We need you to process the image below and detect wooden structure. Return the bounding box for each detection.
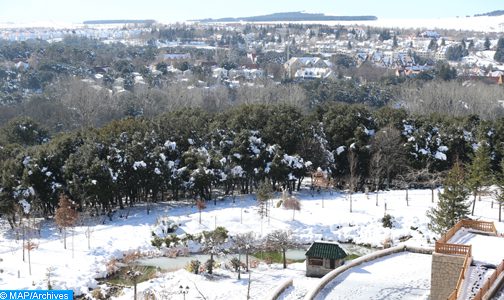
[311,171,333,190]
[472,259,504,300]
[431,219,499,300]
[305,241,347,278]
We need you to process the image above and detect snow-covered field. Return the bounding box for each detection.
[315,252,432,300]
[0,187,503,299]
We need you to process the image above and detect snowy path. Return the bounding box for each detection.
[459,264,494,300]
[315,252,431,300]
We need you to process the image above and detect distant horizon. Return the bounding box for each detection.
[0,0,502,24]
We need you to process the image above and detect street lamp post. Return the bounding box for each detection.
[179,285,189,300]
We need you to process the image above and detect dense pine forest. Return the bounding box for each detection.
[1,102,503,227]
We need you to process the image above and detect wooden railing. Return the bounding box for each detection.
[447,251,473,300]
[436,219,500,300]
[472,260,504,300]
[438,222,464,244]
[460,219,497,234]
[435,242,471,256]
[438,219,497,244]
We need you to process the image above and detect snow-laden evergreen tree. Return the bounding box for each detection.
[467,140,492,215]
[427,161,470,235]
[256,180,273,219]
[493,159,504,222]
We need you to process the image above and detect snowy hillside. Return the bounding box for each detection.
[0,188,502,299]
[230,15,504,32]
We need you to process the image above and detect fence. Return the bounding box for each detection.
[472,260,504,300]
[438,219,497,244]
[435,242,471,257]
[460,219,496,234]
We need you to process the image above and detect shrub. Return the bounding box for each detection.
[381,214,394,228]
[205,259,219,273]
[382,237,392,248]
[230,257,244,272]
[91,288,107,300]
[151,237,163,249]
[186,260,201,274]
[164,235,180,247]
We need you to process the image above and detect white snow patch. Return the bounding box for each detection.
[133,161,147,170]
[336,146,346,155]
[18,199,31,214]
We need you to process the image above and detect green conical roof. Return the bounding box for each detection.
[305,241,347,260]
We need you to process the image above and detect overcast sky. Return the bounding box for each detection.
[0,0,502,23]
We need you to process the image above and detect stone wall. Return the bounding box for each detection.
[430,253,466,300]
[306,258,344,277]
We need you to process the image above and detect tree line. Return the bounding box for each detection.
[1,103,504,227]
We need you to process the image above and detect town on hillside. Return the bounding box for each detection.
[1,7,504,300]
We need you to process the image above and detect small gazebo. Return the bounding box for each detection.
[305,241,347,277]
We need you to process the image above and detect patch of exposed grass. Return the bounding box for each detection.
[252,250,305,264]
[105,265,158,286]
[344,254,360,261]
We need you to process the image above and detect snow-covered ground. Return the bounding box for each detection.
[495,287,504,300]
[114,262,319,300]
[0,188,503,299]
[315,252,432,300]
[449,229,504,265]
[459,264,494,300]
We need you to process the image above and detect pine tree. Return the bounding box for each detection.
[392,35,398,48]
[494,159,504,222]
[468,40,475,51]
[441,38,446,46]
[428,38,438,51]
[494,37,504,63]
[484,37,491,50]
[256,181,273,219]
[467,141,492,215]
[427,161,470,235]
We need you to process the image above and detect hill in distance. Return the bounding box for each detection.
[195,11,377,22]
[474,10,504,17]
[83,19,156,25]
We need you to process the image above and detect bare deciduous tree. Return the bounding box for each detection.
[264,230,297,269]
[196,199,206,225]
[348,148,359,213]
[283,195,301,221]
[233,232,258,272]
[399,80,504,119]
[55,194,78,250]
